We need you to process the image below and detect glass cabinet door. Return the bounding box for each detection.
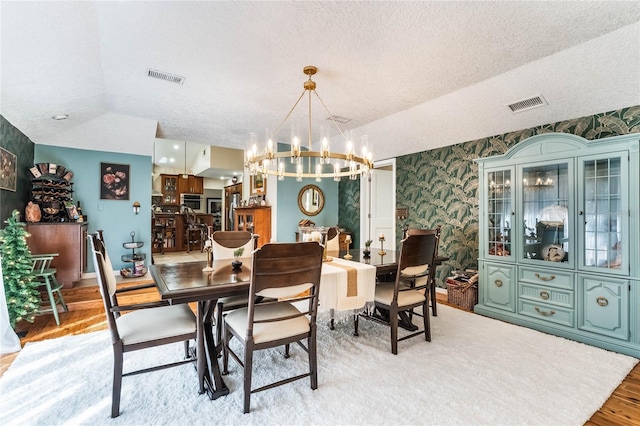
[579,154,627,274]
[237,214,245,231]
[245,214,254,233]
[163,176,178,205]
[486,168,513,259]
[521,162,570,265]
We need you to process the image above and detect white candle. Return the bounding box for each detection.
[379,233,385,239]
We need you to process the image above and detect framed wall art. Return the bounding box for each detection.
[100,162,130,200]
[250,172,266,196]
[0,147,17,192]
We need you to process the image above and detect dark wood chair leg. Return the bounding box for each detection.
[222,326,230,375]
[112,347,124,418]
[243,347,253,414]
[430,275,438,316]
[309,332,318,389]
[215,302,224,347]
[423,300,431,342]
[353,314,359,336]
[284,343,290,358]
[390,306,399,355]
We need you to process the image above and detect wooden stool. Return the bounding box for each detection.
[31,254,68,325]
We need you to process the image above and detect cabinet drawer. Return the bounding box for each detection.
[519,267,574,290]
[519,283,574,308]
[519,300,574,328]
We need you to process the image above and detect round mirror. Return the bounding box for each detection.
[298,184,324,216]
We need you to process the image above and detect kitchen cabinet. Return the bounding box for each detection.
[26,222,88,288]
[234,206,271,248]
[474,132,639,357]
[178,175,204,194]
[161,174,179,205]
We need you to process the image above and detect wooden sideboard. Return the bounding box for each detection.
[234,206,271,247]
[26,222,88,288]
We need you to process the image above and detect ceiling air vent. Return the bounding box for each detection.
[507,95,547,113]
[146,68,185,85]
[327,115,352,124]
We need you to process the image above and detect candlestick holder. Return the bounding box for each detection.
[202,236,214,272]
[378,236,386,256]
[202,247,213,272]
[343,235,353,260]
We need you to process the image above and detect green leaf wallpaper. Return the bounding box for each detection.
[0,115,35,224]
[394,105,640,288]
[338,178,361,248]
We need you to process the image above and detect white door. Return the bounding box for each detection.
[361,159,396,250]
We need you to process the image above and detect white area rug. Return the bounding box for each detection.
[1,304,637,425]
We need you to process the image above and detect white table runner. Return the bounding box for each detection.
[318,257,376,313]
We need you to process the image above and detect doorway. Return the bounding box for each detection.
[360,159,396,250]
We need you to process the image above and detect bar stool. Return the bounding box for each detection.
[31,253,68,325]
[183,206,206,252]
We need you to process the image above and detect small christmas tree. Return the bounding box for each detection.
[0,210,40,328]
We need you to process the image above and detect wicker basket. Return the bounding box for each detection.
[446,278,478,311]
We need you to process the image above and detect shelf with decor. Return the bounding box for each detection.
[28,162,77,222]
[120,231,147,278]
[475,132,639,358]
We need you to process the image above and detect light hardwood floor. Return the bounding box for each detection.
[1,250,638,425]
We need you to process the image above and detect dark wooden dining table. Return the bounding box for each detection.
[149,250,449,399]
[149,258,252,400]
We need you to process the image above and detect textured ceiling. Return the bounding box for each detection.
[1,1,639,173]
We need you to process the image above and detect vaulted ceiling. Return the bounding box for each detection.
[1,1,639,169]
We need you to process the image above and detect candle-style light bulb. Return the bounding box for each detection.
[278,161,285,181]
[296,163,303,182]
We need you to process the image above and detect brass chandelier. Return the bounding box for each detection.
[245,66,374,181]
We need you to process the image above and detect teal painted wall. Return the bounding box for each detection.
[276,177,338,242]
[274,142,339,241]
[35,145,152,272]
[396,105,640,288]
[0,115,34,224]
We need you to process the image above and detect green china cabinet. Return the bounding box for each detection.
[475,133,639,357]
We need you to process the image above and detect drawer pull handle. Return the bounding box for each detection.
[539,291,550,300]
[535,273,556,281]
[494,279,503,287]
[596,296,608,307]
[535,307,556,316]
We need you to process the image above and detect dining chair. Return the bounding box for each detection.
[183,205,206,252]
[31,253,68,325]
[211,231,260,344]
[406,225,442,316]
[373,228,438,354]
[326,226,340,251]
[222,241,324,413]
[88,233,197,418]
